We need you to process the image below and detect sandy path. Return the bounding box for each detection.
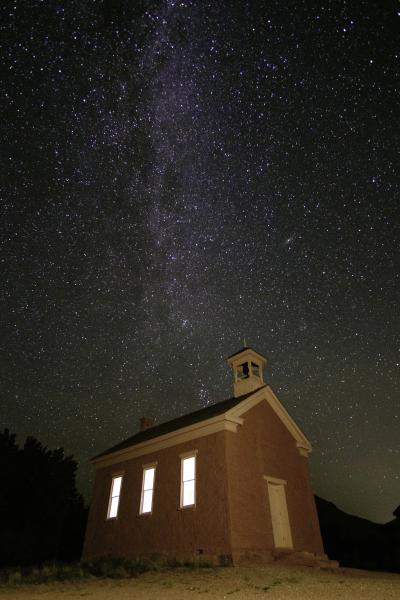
[0,565,399,600]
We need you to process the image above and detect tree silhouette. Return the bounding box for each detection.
[0,429,87,567]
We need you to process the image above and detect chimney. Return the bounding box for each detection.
[140,416,154,431]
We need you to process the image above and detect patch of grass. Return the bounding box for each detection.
[0,555,219,587]
[0,558,136,586]
[5,572,22,586]
[82,555,168,577]
[0,562,87,586]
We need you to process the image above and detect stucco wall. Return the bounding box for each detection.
[83,395,324,563]
[225,398,325,559]
[83,430,232,561]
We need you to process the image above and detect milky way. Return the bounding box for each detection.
[1,1,399,522]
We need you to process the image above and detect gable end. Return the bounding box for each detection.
[226,386,312,456]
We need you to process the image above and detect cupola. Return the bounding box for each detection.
[226,346,267,397]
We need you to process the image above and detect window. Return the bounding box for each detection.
[107,475,122,519]
[251,362,260,377]
[237,362,249,379]
[140,465,156,514]
[181,454,196,507]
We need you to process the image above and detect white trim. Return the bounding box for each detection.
[266,478,293,549]
[226,348,267,367]
[180,453,196,508]
[92,415,243,468]
[226,386,312,456]
[297,444,310,457]
[107,473,123,519]
[142,460,158,468]
[264,475,287,486]
[265,387,311,453]
[179,449,198,459]
[139,465,156,515]
[93,384,311,469]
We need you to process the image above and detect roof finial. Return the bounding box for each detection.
[243,337,247,347]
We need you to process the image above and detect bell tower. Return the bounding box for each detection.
[226,346,267,397]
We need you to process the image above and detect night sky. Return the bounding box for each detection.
[2,1,399,523]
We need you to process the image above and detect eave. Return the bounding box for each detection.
[91,413,244,469]
[226,385,312,455]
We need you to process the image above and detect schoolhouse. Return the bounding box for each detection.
[83,347,330,565]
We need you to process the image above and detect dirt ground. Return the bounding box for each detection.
[0,564,399,600]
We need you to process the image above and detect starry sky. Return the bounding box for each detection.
[1,0,399,523]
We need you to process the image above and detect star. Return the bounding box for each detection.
[1,0,399,524]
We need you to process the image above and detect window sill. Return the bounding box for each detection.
[137,512,153,517]
[178,504,196,511]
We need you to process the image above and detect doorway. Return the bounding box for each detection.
[266,477,293,549]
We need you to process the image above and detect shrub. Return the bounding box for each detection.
[7,571,22,585]
[0,553,218,586]
[81,556,151,578]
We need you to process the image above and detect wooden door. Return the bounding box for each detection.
[267,482,293,548]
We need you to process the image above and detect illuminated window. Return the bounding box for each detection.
[140,465,156,514]
[107,475,122,519]
[181,454,196,507]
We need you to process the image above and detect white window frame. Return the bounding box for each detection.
[107,474,123,519]
[139,462,157,515]
[179,450,198,508]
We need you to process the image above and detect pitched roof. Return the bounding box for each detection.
[226,346,267,365]
[94,387,265,460]
[226,346,251,360]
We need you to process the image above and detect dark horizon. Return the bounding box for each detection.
[2,0,399,524]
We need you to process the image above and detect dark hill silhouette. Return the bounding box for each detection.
[315,496,400,573]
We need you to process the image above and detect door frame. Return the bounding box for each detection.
[264,475,293,549]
